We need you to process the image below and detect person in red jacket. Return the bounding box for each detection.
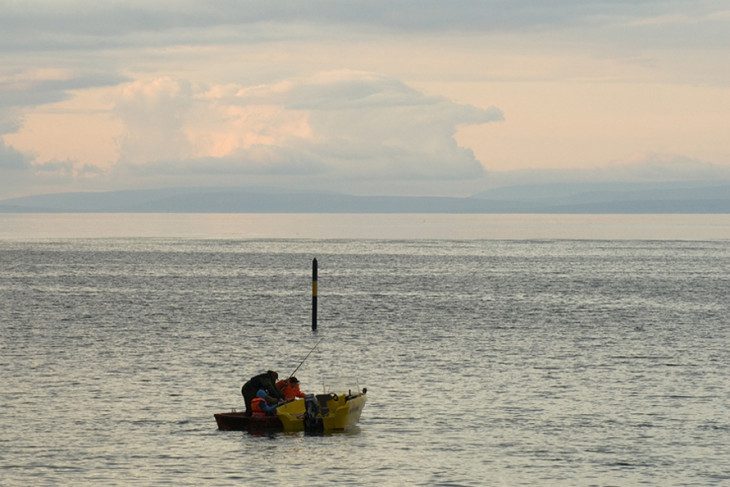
[276,376,306,401]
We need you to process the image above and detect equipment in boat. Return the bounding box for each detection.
[214,387,367,433]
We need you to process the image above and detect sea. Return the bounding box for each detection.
[1,213,728,486]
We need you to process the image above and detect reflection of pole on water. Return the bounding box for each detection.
[312,258,318,332]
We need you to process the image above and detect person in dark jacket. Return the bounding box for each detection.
[241,370,284,416]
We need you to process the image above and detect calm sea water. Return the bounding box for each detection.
[1,214,728,486]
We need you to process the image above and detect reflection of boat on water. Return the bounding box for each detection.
[214,389,367,433]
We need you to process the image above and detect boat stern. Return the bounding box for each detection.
[322,392,367,431]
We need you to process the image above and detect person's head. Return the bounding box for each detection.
[289,376,299,384]
[267,370,278,381]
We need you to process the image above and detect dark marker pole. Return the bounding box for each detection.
[312,258,318,331]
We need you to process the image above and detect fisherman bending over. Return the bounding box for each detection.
[241,370,285,416]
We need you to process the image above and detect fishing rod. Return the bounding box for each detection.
[288,337,324,379]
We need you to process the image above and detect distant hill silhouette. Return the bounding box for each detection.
[0,182,728,213]
[470,181,730,213]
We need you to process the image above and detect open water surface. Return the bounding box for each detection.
[1,216,729,485]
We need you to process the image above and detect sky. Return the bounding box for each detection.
[1,0,729,199]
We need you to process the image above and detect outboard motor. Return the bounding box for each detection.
[303,394,323,434]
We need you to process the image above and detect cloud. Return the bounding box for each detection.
[2,2,726,199]
[0,139,30,170]
[0,138,35,197]
[114,77,195,166]
[113,71,503,181]
[0,68,127,110]
[0,68,128,180]
[4,71,502,189]
[2,1,726,52]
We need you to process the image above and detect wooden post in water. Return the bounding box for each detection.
[312,258,318,331]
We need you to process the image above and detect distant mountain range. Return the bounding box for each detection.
[470,181,730,213]
[0,182,728,213]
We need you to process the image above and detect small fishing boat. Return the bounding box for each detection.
[214,388,367,433]
[216,297,367,434]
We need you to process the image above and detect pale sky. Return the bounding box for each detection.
[1,0,729,198]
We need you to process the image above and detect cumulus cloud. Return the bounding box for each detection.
[114,77,195,166]
[113,71,503,181]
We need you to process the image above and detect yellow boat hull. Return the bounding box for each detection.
[276,391,367,432]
